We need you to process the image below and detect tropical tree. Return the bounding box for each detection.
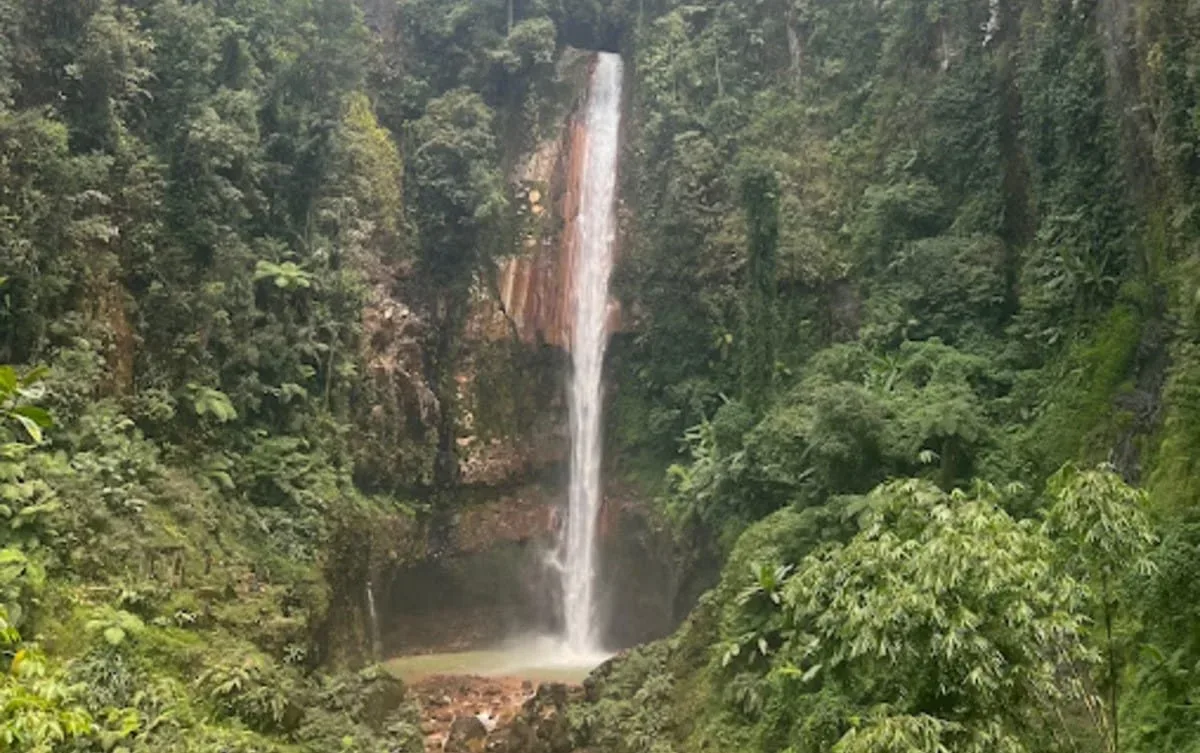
[1044,463,1157,753]
[775,479,1094,752]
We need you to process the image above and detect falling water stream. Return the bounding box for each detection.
[366,579,382,661]
[560,52,623,655]
[387,54,623,683]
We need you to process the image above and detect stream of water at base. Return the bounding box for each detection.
[383,636,607,684]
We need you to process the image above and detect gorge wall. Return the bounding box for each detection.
[323,50,697,665]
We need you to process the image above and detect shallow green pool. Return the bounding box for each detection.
[383,636,610,684]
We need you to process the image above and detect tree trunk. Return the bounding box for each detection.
[1103,577,1119,753]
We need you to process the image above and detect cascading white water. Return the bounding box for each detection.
[366,579,382,661]
[560,52,623,654]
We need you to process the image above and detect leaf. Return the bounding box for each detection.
[190,385,238,423]
[6,602,21,627]
[0,548,28,585]
[209,471,235,491]
[801,663,823,683]
[14,414,42,444]
[280,383,308,403]
[253,260,279,281]
[721,642,741,667]
[0,367,16,394]
[18,366,49,386]
[10,647,27,674]
[12,405,52,428]
[17,501,60,517]
[103,626,126,646]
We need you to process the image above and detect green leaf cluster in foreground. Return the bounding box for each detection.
[580,468,1158,753]
[0,373,423,751]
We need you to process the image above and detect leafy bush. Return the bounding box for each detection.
[197,655,300,733]
[777,480,1092,751]
[665,339,1000,541]
[0,646,96,751]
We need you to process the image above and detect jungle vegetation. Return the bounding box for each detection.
[0,0,1199,751]
[588,0,1200,749]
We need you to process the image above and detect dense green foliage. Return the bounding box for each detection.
[0,0,598,748]
[593,0,1200,750]
[0,362,424,750]
[578,469,1161,753]
[3,0,1200,749]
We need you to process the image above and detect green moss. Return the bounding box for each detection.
[1023,304,1142,477]
[1148,341,1200,513]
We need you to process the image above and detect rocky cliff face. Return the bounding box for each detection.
[492,129,581,350]
[373,489,694,655]
[322,52,700,664]
[354,52,592,492]
[320,484,694,663]
[447,50,596,488]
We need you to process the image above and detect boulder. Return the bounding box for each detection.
[358,668,408,729]
[486,717,533,753]
[486,682,575,753]
[445,714,489,753]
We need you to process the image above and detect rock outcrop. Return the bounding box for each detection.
[446,715,490,753]
[487,683,579,753]
[324,52,702,668]
[410,675,586,753]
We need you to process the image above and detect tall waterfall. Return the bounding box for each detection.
[561,52,623,654]
[366,579,382,661]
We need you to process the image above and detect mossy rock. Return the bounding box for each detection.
[255,614,308,656]
[446,715,489,753]
[358,667,409,730]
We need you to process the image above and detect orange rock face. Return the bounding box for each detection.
[493,116,586,349]
[453,52,627,489]
[492,64,622,350]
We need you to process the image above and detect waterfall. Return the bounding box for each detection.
[560,52,623,654]
[366,579,382,661]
